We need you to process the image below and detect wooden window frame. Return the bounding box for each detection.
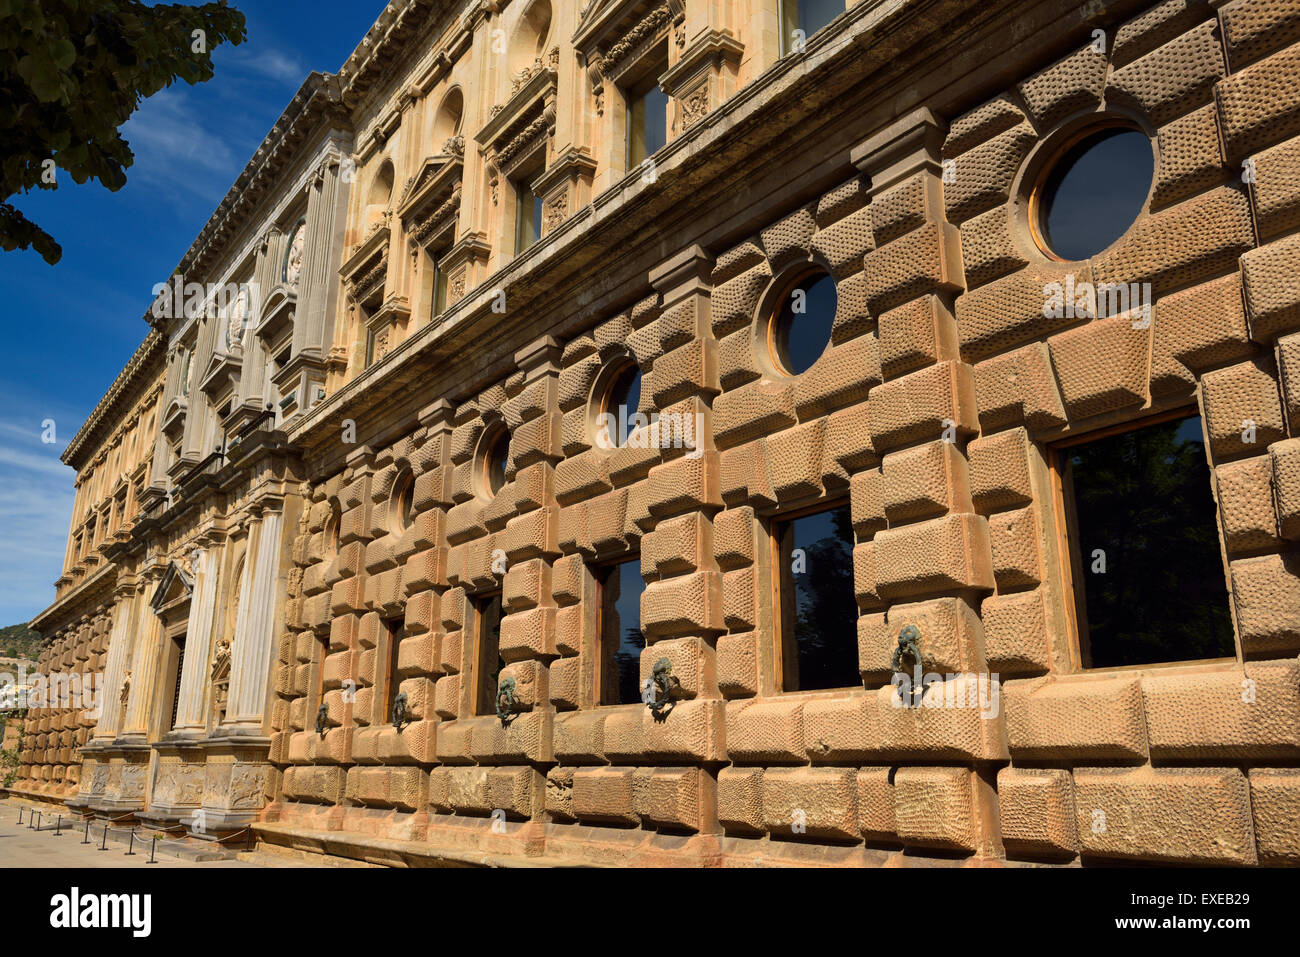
[767,495,854,694]
[471,592,504,717]
[594,555,645,707]
[1046,405,1237,673]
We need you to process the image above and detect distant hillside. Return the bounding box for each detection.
[0,623,41,660]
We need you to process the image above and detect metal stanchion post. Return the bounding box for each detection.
[125,830,135,856]
[82,820,91,844]
[54,814,62,836]
[99,825,108,850]
[147,837,157,864]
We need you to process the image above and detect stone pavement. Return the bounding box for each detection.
[0,799,318,868]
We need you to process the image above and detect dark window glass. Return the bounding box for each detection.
[384,617,404,718]
[1062,414,1234,668]
[600,560,647,705]
[782,0,843,52]
[432,259,449,317]
[606,363,644,447]
[168,636,186,730]
[1038,126,1153,261]
[392,473,413,531]
[777,504,859,691]
[474,594,505,715]
[627,75,668,167]
[484,431,509,497]
[772,270,837,376]
[515,177,543,253]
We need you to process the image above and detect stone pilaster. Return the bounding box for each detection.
[171,540,224,734]
[225,507,284,729]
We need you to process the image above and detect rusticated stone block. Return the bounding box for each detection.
[869,172,941,246]
[1215,455,1281,552]
[1005,676,1148,760]
[946,121,1034,226]
[1222,0,1300,69]
[1152,103,1225,211]
[959,205,1028,290]
[1250,134,1300,239]
[893,766,978,851]
[1143,659,1300,758]
[873,677,1007,761]
[727,699,806,763]
[762,767,859,840]
[968,427,1034,513]
[640,569,723,639]
[1107,20,1225,127]
[816,174,869,228]
[717,631,758,697]
[1074,766,1256,865]
[711,263,772,339]
[634,766,715,832]
[1215,40,1300,163]
[1150,272,1254,395]
[803,696,879,761]
[943,94,1025,158]
[1113,0,1216,68]
[825,401,878,472]
[1091,186,1254,295]
[878,295,959,381]
[859,596,983,678]
[956,265,1087,364]
[856,767,896,841]
[998,767,1079,858]
[1047,317,1151,421]
[973,343,1069,434]
[1019,45,1106,128]
[572,767,638,825]
[810,206,874,280]
[1241,233,1300,340]
[882,440,972,524]
[717,766,764,834]
[793,335,880,419]
[987,505,1042,589]
[1230,552,1300,653]
[1248,768,1300,864]
[1271,438,1300,538]
[1280,331,1300,430]
[982,587,1052,675]
[872,512,994,598]
[860,222,964,315]
[603,699,726,762]
[1200,357,1286,460]
[850,467,886,541]
[868,360,978,452]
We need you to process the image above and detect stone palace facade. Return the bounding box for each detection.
[11,0,1300,867]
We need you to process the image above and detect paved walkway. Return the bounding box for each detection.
[0,799,310,868]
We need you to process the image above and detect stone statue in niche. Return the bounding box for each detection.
[283,222,306,289]
[226,287,248,354]
[119,670,131,706]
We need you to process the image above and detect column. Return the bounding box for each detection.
[121,576,165,737]
[93,584,139,740]
[225,507,283,729]
[171,540,224,733]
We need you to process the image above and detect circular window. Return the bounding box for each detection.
[600,361,644,448]
[324,504,341,555]
[389,471,414,532]
[768,269,837,376]
[478,428,509,499]
[1032,124,1153,261]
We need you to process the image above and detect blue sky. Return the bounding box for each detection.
[0,1,389,628]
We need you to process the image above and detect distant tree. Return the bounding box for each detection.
[1,0,246,264]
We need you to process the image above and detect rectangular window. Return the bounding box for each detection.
[772,502,859,692]
[473,593,505,715]
[514,177,543,254]
[779,0,844,54]
[598,559,648,705]
[1052,411,1234,669]
[626,70,669,169]
[167,635,186,730]
[432,258,449,318]
[383,617,404,720]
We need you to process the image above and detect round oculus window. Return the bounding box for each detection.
[769,269,837,377]
[480,429,509,498]
[602,362,644,448]
[1034,125,1154,261]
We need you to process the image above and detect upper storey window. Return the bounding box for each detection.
[1031,122,1153,262]
[626,71,669,169]
[779,0,844,54]
[514,157,545,254]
